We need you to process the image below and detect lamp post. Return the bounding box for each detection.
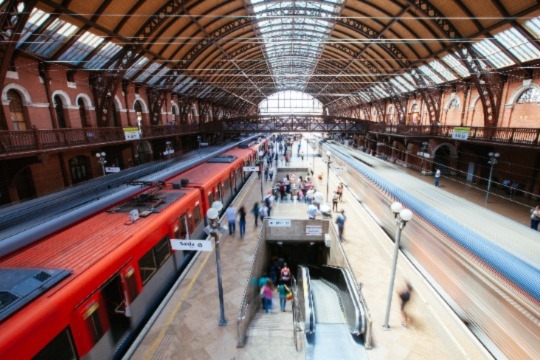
[95,152,107,175]
[197,135,201,150]
[382,202,413,330]
[420,141,429,175]
[206,201,227,326]
[258,150,265,200]
[165,141,172,159]
[324,151,333,201]
[485,152,500,203]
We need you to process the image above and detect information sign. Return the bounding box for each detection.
[170,239,213,251]
[268,219,291,227]
[334,166,347,172]
[243,166,260,172]
[123,127,140,140]
[306,225,323,236]
[451,127,470,140]
[105,167,121,173]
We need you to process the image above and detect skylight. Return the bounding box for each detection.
[442,54,470,77]
[259,90,323,115]
[429,60,457,81]
[473,38,515,68]
[495,27,540,63]
[25,18,78,57]
[418,65,444,84]
[58,30,104,65]
[249,0,344,91]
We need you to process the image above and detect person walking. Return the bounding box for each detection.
[225,206,237,236]
[332,191,339,212]
[261,279,274,313]
[269,164,274,181]
[337,182,344,202]
[335,210,346,241]
[259,204,269,224]
[398,282,413,328]
[277,282,291,312]
[280,263,291,285]
[307,203,318,219]
[238,206,246,238]
[434,169,441,187]
[252,202,259,227]
[530,206,540,230]
[313,190,323,210]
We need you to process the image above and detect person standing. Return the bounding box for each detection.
[398,282,413,328]
[531,206,540,230]
[252,202,259,227]
[434,169,441,187]
[337,182,344,202]
[335,210,346,241]
[238,206,246,238]
[225,206,237,236]
[332,191,339,212]
[269,164,274,181]
[280,263,291,285]
[314,190,323,210]
[259,203,269,224]
[278,282,291,312]
[307,203,318,219]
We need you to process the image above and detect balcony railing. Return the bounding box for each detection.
[0,124,200,156]
[369,123,540,146]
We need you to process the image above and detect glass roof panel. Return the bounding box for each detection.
[472,39,515,68]
[148,66,171,85]
[418,65,444,84]
[495,27,540,63]
[429,60,457,81]
[84,41,122,70]
[442,54,470,77]
[249,0,344,91]
[58,30,104,65]
[125,56,149,79]
[135,62,161,83]
[525,16,540,38]
[17,8,50,46]
[396,74,416,91]
[389,78,407,94]
[25,18,79,57]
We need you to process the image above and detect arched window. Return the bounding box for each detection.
[111,102,120,127]
[69,156,91,184]
[78,98,89,127]
[171,105,178,124]
[53,95,67,128]
[448,98,460,109]
[134,101,143,127]
[388,106,395,122]
[7,89,27,130]
[411,103,419,112]
[517,88,539,103]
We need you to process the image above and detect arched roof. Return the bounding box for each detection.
[12,0,540,112]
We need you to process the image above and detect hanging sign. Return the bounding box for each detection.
[170,239,212,251]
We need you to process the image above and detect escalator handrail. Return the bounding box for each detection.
[321,265,366,335]
[298,265,316,334]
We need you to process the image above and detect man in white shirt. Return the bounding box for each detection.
[307,204,318,219]
[225,207,237,235]
[306,188,314,204]
[313,190,323,210]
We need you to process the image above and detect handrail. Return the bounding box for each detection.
[290,275,302,352]
[321,265,365,335]
[236,215,266,348]
[298,265,316,334]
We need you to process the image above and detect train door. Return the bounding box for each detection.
[102,273,131,343]
[174,213,189,240]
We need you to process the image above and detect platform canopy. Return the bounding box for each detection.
[9,0,540,114]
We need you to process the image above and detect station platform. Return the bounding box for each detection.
[126,138,490,360]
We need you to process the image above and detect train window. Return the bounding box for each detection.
[154,236,171,267]
[222,180,229,198]
[216,186,221,202]
[33,327,77,360]
[208,192,214,206]
[174,213,188,239]
[193,205,201,226]
[84,303,104,344]
[138,236,171,284]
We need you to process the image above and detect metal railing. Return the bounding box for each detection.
[297,265,316,335]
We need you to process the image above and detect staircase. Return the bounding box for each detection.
[243,306,303,359]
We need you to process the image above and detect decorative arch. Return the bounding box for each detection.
[469,94,482,111]
[1,83,32,105]
[51,90,72,108]
[445,95,461,110]
[113,95,124,111]
[75,93,94,109]
[133,96,149,113]
[507,83,540,106]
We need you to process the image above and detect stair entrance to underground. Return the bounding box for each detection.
[236,218,373,357]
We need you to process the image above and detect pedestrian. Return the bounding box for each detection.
[261,279,274,313]
[269,164,274,181]
[280,263,291,285]
[259,204,268,223]
[307,203,318,219]
[332,191,339,212]
[337,182,344,202]
[434,169,441,187]
[398,282,413,328]
[225,206,237,235]
[238,206,246,238]
[314,190,323,210]
[335,210,346,241]
[531,206,540,230]
[252,202,259,227]
[277,282,291,312]
[306,187,314,204]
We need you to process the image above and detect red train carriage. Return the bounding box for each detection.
[0,186,205,359]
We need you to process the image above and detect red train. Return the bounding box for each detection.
[0,139,267,359]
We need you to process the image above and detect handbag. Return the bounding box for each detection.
[286,292,293,300]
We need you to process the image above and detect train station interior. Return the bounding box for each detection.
[0,1,539,359]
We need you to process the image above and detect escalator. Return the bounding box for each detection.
[299,266,368,360]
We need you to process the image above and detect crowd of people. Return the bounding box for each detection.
[259,258,293,313]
